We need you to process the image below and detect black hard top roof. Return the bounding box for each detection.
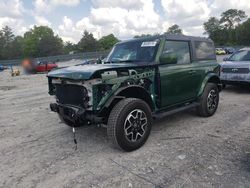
[118,34,213,44]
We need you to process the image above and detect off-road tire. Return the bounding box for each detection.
[197,83,219,117]
[107,98,152,151]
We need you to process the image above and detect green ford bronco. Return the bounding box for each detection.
[48,35,222,151]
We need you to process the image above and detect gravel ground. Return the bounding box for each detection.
[1,58,250,188]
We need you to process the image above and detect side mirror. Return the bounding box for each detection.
[223,57,228,61]
[159,54,177,64]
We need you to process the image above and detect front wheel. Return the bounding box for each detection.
[197,83,219,117]
[107,98,152,151]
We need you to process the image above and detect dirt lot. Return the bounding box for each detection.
[1,59,250,188]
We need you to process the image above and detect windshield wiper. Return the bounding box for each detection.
[103,61,113,64]
[105,60,142,64]
[116,60,140,63]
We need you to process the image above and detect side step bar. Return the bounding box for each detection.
[153,102,200,119]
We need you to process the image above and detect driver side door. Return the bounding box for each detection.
[159,40,199,107]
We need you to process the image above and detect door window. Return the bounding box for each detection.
[194,41,216,60]
[162,41,191,64]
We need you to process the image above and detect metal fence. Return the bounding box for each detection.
[0,51,110,66]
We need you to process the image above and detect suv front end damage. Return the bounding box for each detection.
[48,65,156,126]
[49,78,99,125]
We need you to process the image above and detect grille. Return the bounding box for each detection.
[55,84,88,107]
[222,68,249,74]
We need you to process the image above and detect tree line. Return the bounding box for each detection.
[134,24,183,38]
[4,8,248,61]
[0,26,119,60]
[0,23,184,60]
[203,9,250,46]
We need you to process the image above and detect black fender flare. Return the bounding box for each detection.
[102,85,155,111]
[198,73,222,97]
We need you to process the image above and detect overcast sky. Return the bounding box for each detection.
[1,0,250,43]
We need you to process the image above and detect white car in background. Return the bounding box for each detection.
[220,48,250,87]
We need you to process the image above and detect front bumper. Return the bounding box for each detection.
[220,73,250,84]
[50,103,105,125]
[50,103,86,124]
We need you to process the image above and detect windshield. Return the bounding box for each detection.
[228,50,250,61]
[106,39,160,63]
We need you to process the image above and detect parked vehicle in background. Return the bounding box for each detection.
[75,58,107,66]
[35,61,58,72]
[82,59,99,65]
[22,59,58,73]
[48,35,222,151]
[221,48,250,87]
[224,47,236,54]
[77,59,101,66]
[0,65,8,72]
[216,48,226,55]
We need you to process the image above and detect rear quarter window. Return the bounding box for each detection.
[194,41,216,60]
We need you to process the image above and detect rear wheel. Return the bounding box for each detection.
[197,83,219,117]
[107,98,152,151]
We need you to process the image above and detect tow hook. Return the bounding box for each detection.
[72,126,77,151]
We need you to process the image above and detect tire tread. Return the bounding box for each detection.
[107,98,151,151]
[197,83,219,117]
